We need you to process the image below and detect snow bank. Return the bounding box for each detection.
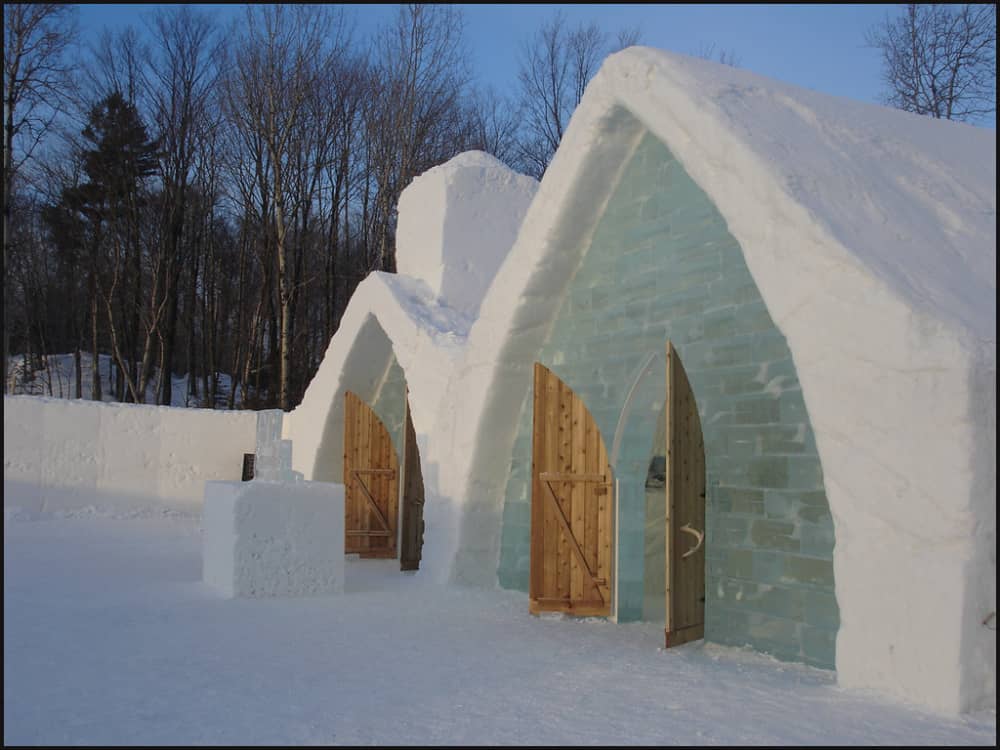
[3,395,256,517]
[202,480,345,598]
[441,49,994,713]
[396,150,539,319]
[6,352,242,408]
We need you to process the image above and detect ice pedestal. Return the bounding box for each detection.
[202,480,344,597]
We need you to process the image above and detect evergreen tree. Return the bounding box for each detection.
[44,90,159,401]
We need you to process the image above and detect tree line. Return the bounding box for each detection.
[4,4,651,410]
[4,4,993,410]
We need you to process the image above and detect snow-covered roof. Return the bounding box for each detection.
[476,47,995,349]
[288,152,538,485]
[287,272,470,483]
[651,49,995,340]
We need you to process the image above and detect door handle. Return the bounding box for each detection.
[680,523,704,559]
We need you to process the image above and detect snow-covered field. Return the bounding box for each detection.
[3,495,995,746]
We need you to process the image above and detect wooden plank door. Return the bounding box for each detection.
[399,394,425,571]
[530,363,613,617]
[343,390,399,559]
[664,341,706,646]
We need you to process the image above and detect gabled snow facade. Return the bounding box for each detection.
[285,49,995,714]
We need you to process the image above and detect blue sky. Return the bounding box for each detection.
[73,4,901,112]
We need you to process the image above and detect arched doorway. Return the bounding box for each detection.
[529,363,614,617]
[344,390,399,559]
[663,341,706,647]
[343,390,425,569]
[399,396,425,571]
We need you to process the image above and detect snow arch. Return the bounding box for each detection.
[287,272,467,485]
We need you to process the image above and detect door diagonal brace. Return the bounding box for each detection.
[352,470,392,532]
[542,479,607,603]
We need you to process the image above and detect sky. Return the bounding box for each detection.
[71,3,903,112]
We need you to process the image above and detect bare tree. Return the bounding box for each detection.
[3,3,78,392]
[365,4,472,273]
[867,4,996,124]
[466,87,522,170]
[615,27,643,52]
[147,5,221,405]
[516,11,593,179]
[694,41,741,68]
[321,52,368,343]
[223,4,350,410]
[515,11,642,179]
[83,25,148,112]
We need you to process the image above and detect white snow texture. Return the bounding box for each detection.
[202,480,345,598]
[3,395,256,518]
[5,517,995,745]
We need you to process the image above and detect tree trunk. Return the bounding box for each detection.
[3,56,14,395]
[90,275,101,401]
[275,198,291,411]
[159,174,187,406]
[228,224,249,411]
[74,346,82,399]
[186,239,200,404]
[160,260,182,406]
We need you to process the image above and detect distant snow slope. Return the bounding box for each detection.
[3,511,996,746]
[6,353,241,409]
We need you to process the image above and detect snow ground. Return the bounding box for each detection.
[3,510,995,746]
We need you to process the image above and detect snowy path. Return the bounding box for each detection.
[3,518,995,746]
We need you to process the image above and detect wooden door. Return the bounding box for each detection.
[399,394,425,571]
[343,390,399,559]
[664,341,706,646]
[530,363,613,617]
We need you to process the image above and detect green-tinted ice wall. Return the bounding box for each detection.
[496,131,839,668]
[371,356,406,462]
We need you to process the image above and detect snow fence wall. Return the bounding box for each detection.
[3,395,256,518]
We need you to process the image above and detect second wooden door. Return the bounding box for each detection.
[664,341,706,646]
[343,390,399,558]
[529,363,614,617]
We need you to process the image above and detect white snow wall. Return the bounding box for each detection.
[397,151,540,319]
[3,395,256,517]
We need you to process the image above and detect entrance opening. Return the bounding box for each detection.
[399,395,425,570]
[663,341,706,647]
[643,408,668,622]
[343,390,425,570]
[529,362,614,617]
